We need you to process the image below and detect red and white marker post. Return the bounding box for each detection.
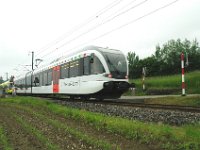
[181,52,186,96]
[142,67,146,91]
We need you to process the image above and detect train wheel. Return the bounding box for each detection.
[70,95,75,100]
[82,96,90,100]
[96,96,104,101]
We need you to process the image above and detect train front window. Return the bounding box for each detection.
[91,56,105,74]
[103,52,127,79]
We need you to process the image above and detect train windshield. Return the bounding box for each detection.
[103,52,127,79]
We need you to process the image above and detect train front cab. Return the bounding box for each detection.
[93,49,130,99]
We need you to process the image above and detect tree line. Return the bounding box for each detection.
[127,38,200,79]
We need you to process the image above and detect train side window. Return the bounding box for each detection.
[15,80,18,88]
[21,80,24,89]
[83,57,90,75]
[25,77,27,89]
[25,77,27,88]
[26,75,31,88]
[70,61,79,77]
[23,79,25,88]
[34,76,40,87]
[44,72,48,86]
[20,80,22,89]
[60,64,64,79]
[61,63,69,79]
[39,73,43,86]
[22,79,25,89]
[91,56,105,74]
[29,76,31,88]
[79,58,84,76]
[18,80,21,89]
[17,80,19,88]
[47,69,52,85]
[29,76,31,87]
[35,77,39,83]
[16,80,18,88]
[18,80,20,89]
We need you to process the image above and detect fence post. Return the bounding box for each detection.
[181,52,186,96]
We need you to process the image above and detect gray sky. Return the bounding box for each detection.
[0,0,200,79]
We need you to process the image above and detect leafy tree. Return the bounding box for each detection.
[127,52,140,78]
[128,38,200,78]
[186,39,200,71]
[148,38,200,75]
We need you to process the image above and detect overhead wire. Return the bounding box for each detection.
[34,0,124,57]
[40,0,149,59]
[90,0,181,43]
[16,0,180,73]
[54,0,148,50]
[13,0,124,74]
[42,0,180,61]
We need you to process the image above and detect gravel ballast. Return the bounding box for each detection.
[58,101,200,126]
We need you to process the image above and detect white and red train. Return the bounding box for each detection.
[14,46,130,99]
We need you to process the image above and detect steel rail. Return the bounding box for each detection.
[39,96,200,113]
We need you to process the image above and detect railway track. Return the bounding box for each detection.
[43,96,200,113]
[114,102,200,113]
[26,95,200,125]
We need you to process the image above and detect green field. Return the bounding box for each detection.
[144,95,200,107]
[128,70,200,95]
[0,96,200,150]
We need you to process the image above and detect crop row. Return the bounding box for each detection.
[1,96,200,150]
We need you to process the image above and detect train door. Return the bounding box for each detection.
[53,66,60,93]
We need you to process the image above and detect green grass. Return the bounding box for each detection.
[0,126,13,150]
[12,105,113,150]
[129,70,200,95]
[145,95,200,106]
[1,96,200,149]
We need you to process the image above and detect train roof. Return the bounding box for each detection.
[82,45,122,53]
[50,45,123,64]
[15,45,124,79]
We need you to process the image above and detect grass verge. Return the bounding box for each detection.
[145,95,200,107]
[1,96,200,149]
[0,126,13,150]
[129,70,200,95]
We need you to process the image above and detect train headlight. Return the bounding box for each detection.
[104,73,112,78]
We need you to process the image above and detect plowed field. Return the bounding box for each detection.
[0,97,151,150]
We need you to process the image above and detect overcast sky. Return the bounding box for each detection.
[0,0,200,79]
